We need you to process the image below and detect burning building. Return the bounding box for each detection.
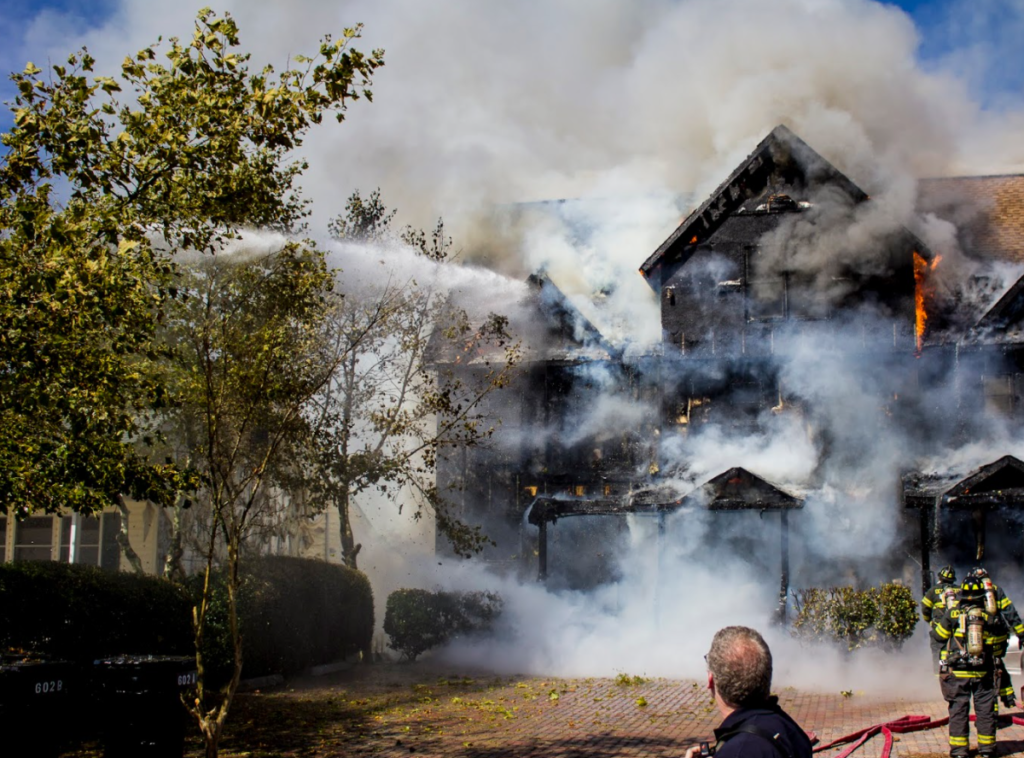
[436,124,1024,611]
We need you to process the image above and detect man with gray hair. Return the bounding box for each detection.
[685,626,813,758]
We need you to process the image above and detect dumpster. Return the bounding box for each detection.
[0,654,79,758]
[93,654,197,758]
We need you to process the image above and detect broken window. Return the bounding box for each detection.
[674,396,711,429]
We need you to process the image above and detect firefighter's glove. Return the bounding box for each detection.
[1003,692,1017,709]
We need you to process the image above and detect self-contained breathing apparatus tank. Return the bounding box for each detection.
[982,577,998,615]
[970,567,998,615]
[950,608,987,666]
[941,585,958,610]
[947,577,989,668]
[966,608,985,659]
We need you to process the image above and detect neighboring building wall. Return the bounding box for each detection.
[0,500,165,574]
[920,174,1024,263]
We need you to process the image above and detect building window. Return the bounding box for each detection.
[60,514,101,566]
[982,374,1022,418]
[14,516,56,561]
[674,397,710,428]
[101,513,121,570]
[747,277,786,320]
[10,513,121,568]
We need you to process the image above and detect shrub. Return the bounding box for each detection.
[239,555,374,677]
[0,555,374,683]
[192,555,374,684]
[383,588,503,661]
[875,582,919,648]
[0,561,192,661]
[792,582,917,651]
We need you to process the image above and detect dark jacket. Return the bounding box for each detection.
[988,581,1024,636]
[713,697,813,758]
[931,605,1001,675]
[921,581,958,625]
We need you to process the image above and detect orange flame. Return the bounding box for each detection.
[913,252,926,352]
[689,235,698,244]
[913,251,940,353]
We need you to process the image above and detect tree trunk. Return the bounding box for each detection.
[163,498,186,583]
[337,488,361,569]
[114,494,146,575]
[193,538,244,758]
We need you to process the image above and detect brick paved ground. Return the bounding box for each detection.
[195,661,1024,758]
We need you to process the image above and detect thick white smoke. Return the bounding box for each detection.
[13,1,1024,690]
[15,0,1024,295]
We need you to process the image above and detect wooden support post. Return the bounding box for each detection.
[920,501,934,597]
[538,519,548,583]
[972,507,986,562]
[777,510,790,624]
[655,511,666,628]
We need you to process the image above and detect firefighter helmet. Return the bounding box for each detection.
[971,566,989,579]
[938,566,956,583]
[960,577,987,607]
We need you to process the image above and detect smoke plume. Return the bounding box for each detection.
[14,0,1024,691]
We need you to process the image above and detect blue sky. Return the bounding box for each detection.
[0,0,115,133]
[888,0,1024,109]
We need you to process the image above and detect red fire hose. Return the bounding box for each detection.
[811,712,1024,758]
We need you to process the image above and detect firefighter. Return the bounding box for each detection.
[969,567,1024,708]
[922,566,959,672]
[932,576,1002,758]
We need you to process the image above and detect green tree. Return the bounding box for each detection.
[0,10,382,758]
[0,7,381,522]
[168,243,341,756]
[311,191,521,568]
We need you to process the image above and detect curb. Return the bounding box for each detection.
[237,659,356,691]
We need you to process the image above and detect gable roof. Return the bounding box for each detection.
[426,271,615,366]
[638,125,868,288]
[976,273,1024,331]
[678,466,803,511]
[904,454,1024,508]
[947,455,1024,500]
[526,272,611,351]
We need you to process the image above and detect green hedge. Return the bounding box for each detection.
[195,555,374,682]
[791,582,917,651]
[0,556,373,682]
[383,588,502,661]
[0,561,192,661]
[239,555,374,677]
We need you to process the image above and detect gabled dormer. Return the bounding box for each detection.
[525,272,615,358]
[641,125,926,355]
[639,125,867,290]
